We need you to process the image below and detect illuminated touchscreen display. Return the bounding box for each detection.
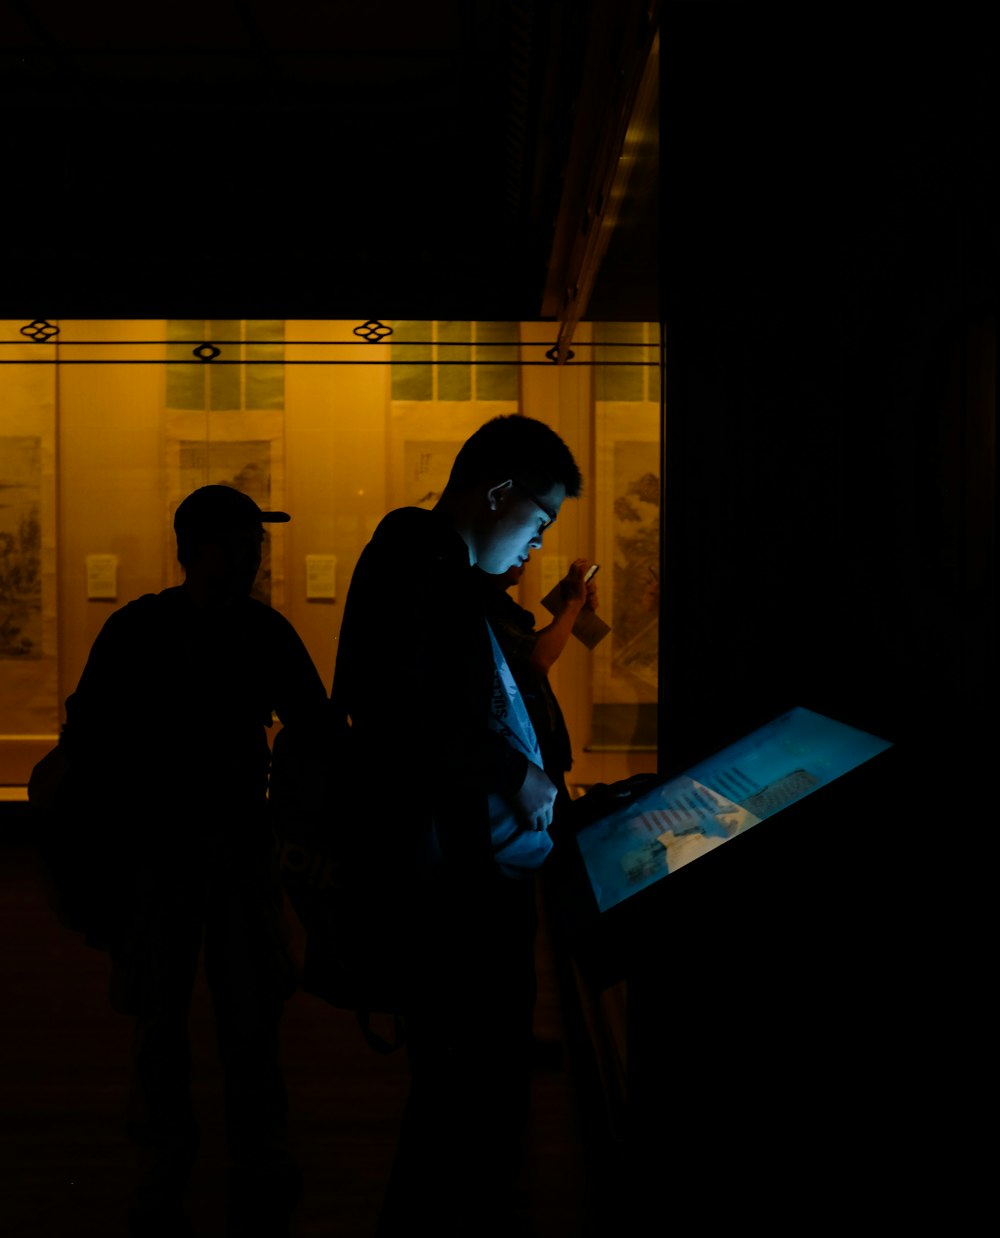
[575,707,893,913]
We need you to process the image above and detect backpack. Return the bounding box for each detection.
[27,740,132,952]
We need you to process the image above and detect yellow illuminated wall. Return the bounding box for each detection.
[0,319,659,792]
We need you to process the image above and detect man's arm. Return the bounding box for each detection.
[269,610,330,728]
[528,558,599,675]
[61,602,144,757]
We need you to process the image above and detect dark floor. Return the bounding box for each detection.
[0,833,619,1238]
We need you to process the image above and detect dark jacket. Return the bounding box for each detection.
[332,506,529,888]
[62,585,327,813]
[51,585,328,953]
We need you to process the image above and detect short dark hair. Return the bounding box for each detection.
[444,414,582,499]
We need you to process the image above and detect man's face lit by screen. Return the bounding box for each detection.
[477,479,566,574]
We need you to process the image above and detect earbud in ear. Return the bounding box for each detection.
[487,482,510,511]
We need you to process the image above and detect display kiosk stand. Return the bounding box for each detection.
[554,705,920,1229]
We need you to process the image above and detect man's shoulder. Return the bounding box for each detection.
[103,587,179,626]
[375,505,469,559]
[80,589,184,659]
[371,505,437,545]
[361,506,456,570]
[109,589,288,635]
[241,594,300,633]
[343,507,470,629]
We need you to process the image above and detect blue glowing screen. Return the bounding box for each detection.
[576,707,893,913]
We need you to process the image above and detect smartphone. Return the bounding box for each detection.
[584,563,600,583]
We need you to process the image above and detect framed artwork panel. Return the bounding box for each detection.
[591,402,660,750]
[0,353,60,777]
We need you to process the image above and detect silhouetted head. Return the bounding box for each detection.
[438,415,582,575]
[173,485,290,601]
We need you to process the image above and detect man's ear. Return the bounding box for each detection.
[486,479,514,512]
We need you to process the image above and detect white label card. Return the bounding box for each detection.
[306,554,338,600]
[86,554,118,600]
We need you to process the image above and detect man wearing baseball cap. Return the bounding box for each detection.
[172,484,291,604]
[57,484,328,1237]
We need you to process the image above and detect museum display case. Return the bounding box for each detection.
[0,317,662,797]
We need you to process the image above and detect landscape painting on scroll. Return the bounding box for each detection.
[0,435,42,660]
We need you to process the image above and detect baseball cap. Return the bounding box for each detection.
[173,484,290,536]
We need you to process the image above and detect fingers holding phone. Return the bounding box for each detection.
[583,562,600,611]
[562,559,589,604]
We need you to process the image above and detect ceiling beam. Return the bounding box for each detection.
[540,1,659,354]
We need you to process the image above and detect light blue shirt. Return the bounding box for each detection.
[485,622,553,878]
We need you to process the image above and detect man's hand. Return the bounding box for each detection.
[559,559,599,614]
[513,762,558,832]
[530,558,600,676]
[582,562,599,612]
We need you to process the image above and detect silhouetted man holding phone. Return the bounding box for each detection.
[329,415,583,1236]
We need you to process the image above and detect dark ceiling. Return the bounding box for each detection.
[1,0,659,323]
